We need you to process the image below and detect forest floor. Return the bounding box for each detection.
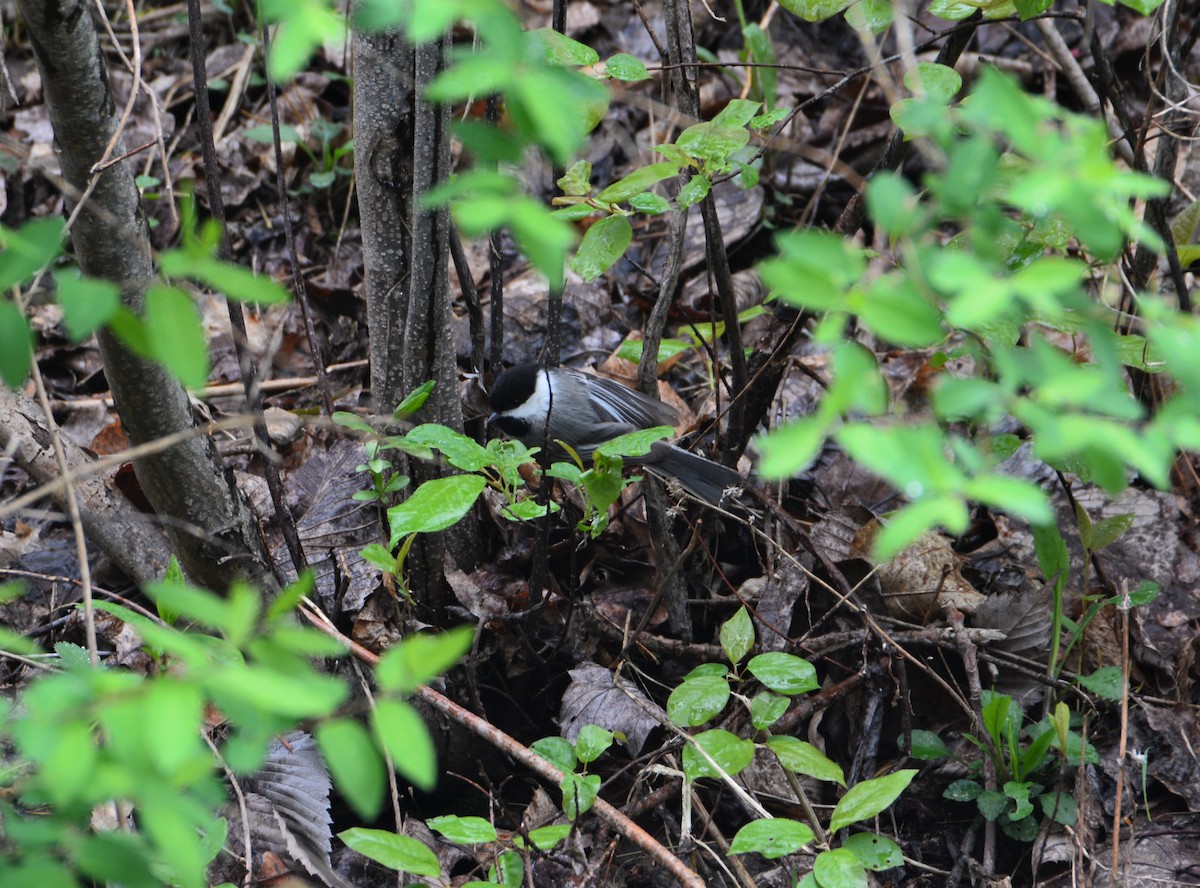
[3,1,1200,886]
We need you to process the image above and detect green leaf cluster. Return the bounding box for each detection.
[758,66,1191,558]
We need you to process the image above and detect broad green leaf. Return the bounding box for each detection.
[0,300,32,387]
[976,788,1008,821]
[828,769,917,833]
[682,729,755,781]
[675,123,749,167]
[531,736,577,772]
[777,0,853,22]
[594,425,674,458]
[557,160,592,196]
[749,692,789,730]
[160,252,291,305]
[814,848,868,887]
[575,724,616,763]
[339,828,441,876]
[746,651,819,695]
[843,832,904,870]
[605,53,650,82]
[526,28,599,66]
[595,162,680,204]
[317,718,385,819]
[387,474,487,545]
[372,698,437,790]
[1078,665,1124,701]
[243,123,302,143]
[903,729,950,760]
[845,0,894,32]
[903,62,962,103]
[628,192,672,214]
[944,779,982,801]
[508,197,576,289]
[561,771,601,820]
[143,285,210,388]
[1040,790,1077,826]
[0,217,65,290]
[720,606,754,665]
[667,675,730,726]
[522,824,572,851]
[404,424,494,471]
[427,815,498,844]
[54,272,121,341]
[393,380,435,420]
[766,735,845,785]
[375,625,473,694]
[866,173,920,237]
[711,99,762,129]
[757,414,831,478]
[676,174,712,209]
[729,818,814,859]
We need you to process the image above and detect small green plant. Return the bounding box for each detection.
[675,607,915,885]
[0,568,471,886]
[244,119,355,192]
[910,694,1095,842]
[756,64,1192,559]
[551,98,786,283]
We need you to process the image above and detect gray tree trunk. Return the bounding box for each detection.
[353,21,477,610]
[16,0,274,591]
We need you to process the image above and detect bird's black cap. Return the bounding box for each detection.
[488,363,541,412]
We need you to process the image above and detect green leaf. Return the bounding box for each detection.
[746,652,818,695]
[317,718,386,819]
[776,0,853,22]
[1031,523,1069,594]
[843,832,904,870]
[0,300,32,387]
[675,123,749,168]
[749,692,789,730]
[523,824,572,851]
[0,217,65,290]
[944,779,982,802]
[814,848,869,887]
[903,62,962,103]
[828,769,917,833]
[531,736,577,772]
[676,174,711,209]
[338,828,441,876]
[375,625,473,694]
[720,606,755,665]
[682,729,755,781]
[393,380,435,420]
[1078,665,1124,701]
[575,724,616,763]
[54,272,121,341]
[427,815,498,844]
[526,28,599,66]
[1040,790,1077,826]
[404,424,494,471]
[372,698,437,790]
[766,735,846,785]
[844,0,894,32]
[595,162,680,204]
[244,123,302,144]
[557,160,592,197]
[711,99,762,129]
[387,474,487,545]
[976,788,1008,821]
[756,414,831,478]
[903,729,950,760]
[560,771,601,820]
[866,173,921,237]
[1085,511,1134,552]
[667,675,730,726]
[605,53,650,82]
[630,191,672,215]
[594,425,674,458]
[729,818,814,859]
[571,214,632,282]
[160,252,290,305]
[143,285,210,388]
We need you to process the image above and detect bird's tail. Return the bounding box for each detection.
[642,441,750,510]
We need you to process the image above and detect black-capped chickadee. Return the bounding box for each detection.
[487,363,746,507]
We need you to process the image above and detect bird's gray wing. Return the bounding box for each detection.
[579,372,679,429]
